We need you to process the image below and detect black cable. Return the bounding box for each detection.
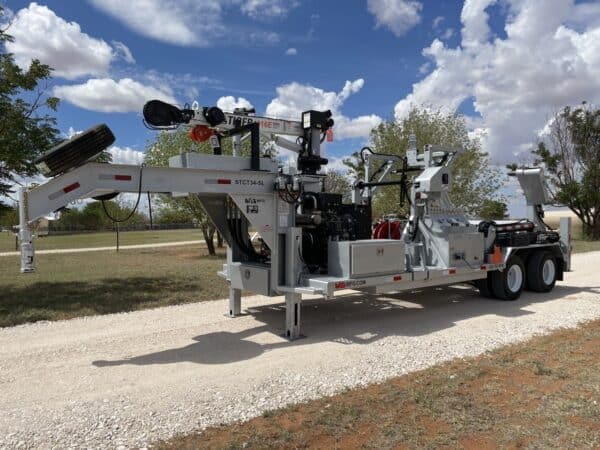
[409,217,419,242]
[101,164,144,223]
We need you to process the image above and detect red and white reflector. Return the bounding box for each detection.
[393,275,402,281]
[334,281,346,289]
[447,268,457,275]
[48,182,81,200]
[205,179,232,185]
[99,174,132,181]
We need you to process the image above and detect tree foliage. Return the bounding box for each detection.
[533,103,600,239]
[345,107,506,219]
[0,9,60,203]
[323,169,352,198]
[50,201,147,232]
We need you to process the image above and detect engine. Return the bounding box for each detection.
[300,193,372,273]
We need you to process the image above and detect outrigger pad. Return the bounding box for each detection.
[34,124,115,177]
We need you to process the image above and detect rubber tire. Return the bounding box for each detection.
[526,251,557,293]
[491,255,525,301]
[34,124,115,177]
[475,275,495,298]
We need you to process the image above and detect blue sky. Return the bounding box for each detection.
[2,0,600,213]
[4,0,470,158]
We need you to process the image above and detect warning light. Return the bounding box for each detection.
[189,125,213,142]
[326,128,334,142]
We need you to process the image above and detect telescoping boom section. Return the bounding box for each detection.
[19,99,572,339]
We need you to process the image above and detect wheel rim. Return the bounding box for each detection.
[542,259,556,285]
[507,264,523,293]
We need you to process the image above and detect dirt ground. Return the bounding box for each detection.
[160,319,600,449]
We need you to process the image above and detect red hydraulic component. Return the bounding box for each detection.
[189,125,213,142]
[373,220,402,239]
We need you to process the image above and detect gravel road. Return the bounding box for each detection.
[1,251,599,449]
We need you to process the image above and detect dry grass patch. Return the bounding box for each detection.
[159,320,600,450]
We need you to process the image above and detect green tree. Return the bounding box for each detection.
[323,169,352,198]
[51,201,147,231]
[345,107,505,219]
[533,103,600,239]
[144,128,237,255]
[0,205,17,228]
[0,8,60,204]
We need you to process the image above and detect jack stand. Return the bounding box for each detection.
[228,287,242,317]
[285,293,301,340]
[18,187,35,273]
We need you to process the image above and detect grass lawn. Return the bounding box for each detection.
[159,319,600,449]
[0,246,227,327]
[0,228,203,252]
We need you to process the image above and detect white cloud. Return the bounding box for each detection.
[432,15,444,29]
[5,3,114,79]
[66,127,83,139]
[367,0,422,37]
[394,0,600,164]
[54,78,177,113]
[418,62,430,74]
[285,47,298,55]
[89,0,283,47]
[112,41,136,64]
[108,146,145,165]
[441,28,454,40]
[266,79,382,139]
[89,0,220,47]
[241,0,299,19]
[216,96,254,112]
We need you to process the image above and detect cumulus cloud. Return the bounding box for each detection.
[394,0,600,164]
[5,3,115,79]
[216,96,254,111]
[89,0,287,47]
[285,47,298,55]
[53,78,177,113]
[367,0,422,37]
[107,146,145,165]
[266,79,382,139]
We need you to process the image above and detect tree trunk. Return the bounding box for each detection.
[202,225,216,256]
[217,231,224,248]
[583,220,600,240]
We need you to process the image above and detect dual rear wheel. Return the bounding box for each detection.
[476,251,557,301]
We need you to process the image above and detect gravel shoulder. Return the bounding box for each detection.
[1,251,599,449]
